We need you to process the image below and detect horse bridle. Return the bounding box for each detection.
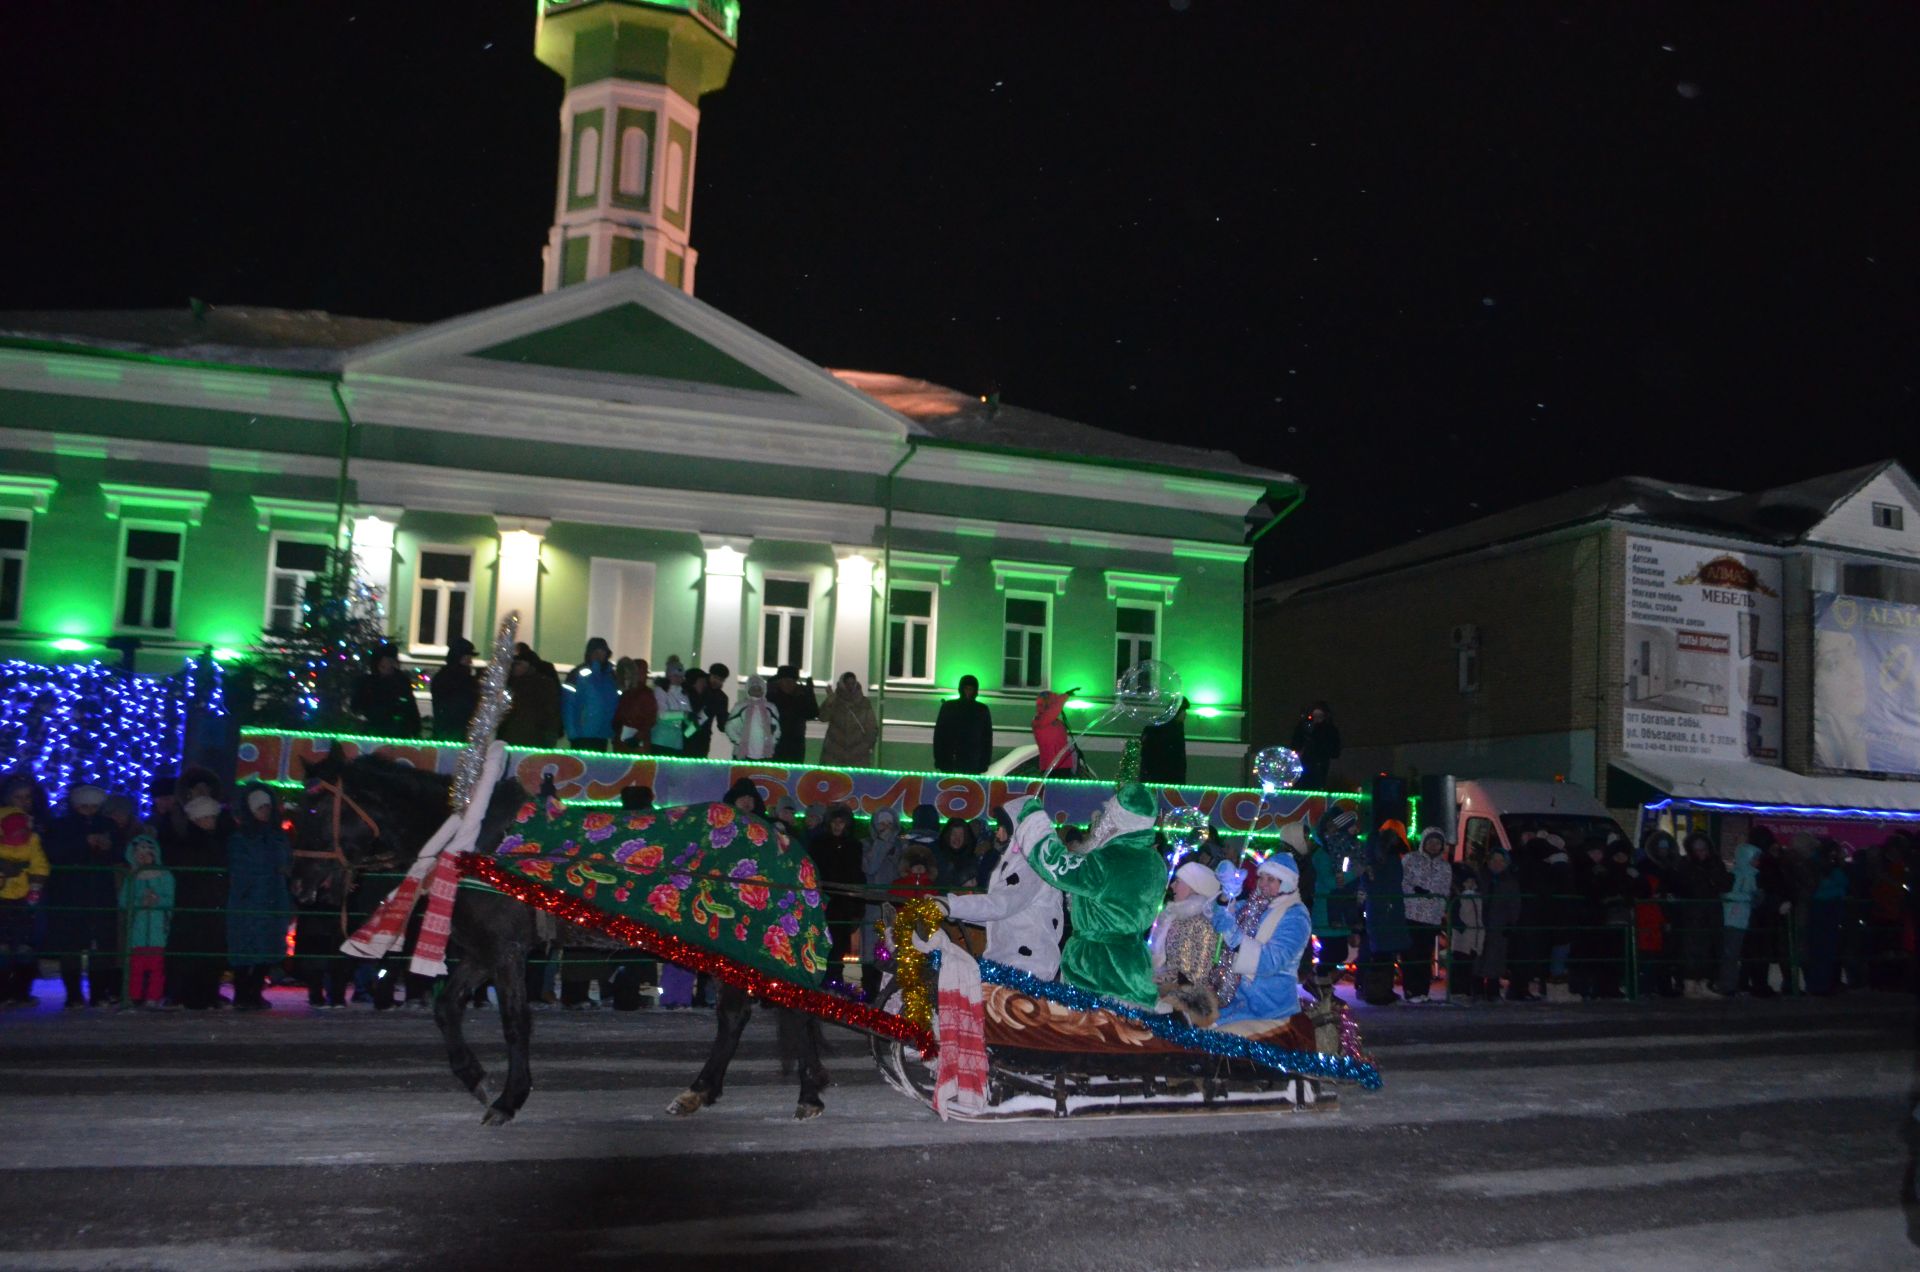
[294,778,389,935]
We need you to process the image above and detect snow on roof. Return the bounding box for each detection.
[830,369,1295,487]
[0,306,420,372]
[1613,755,1920,814]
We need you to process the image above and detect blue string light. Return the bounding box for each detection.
[0,657,224,817]
[1644,796,1920,823]
[975,959,1382,1090]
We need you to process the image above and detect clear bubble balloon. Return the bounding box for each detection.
[1110,659,1184,727]
[1254,745,1306,792]
[1161,805,1209,858]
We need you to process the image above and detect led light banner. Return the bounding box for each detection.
[1814,592,1920,778]
[1623,537,1783,763]
[238,731,1350,831]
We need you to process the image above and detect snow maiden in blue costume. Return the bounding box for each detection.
[1210,853,1313,1025]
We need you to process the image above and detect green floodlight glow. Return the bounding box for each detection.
[50,638,92,653]
[212,648,244,663]
[1192,706,1222,719]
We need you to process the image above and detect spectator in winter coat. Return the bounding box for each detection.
[1,774,49,834]
[563,637,620,750]
[1306,813,1362,988]
[168,793,232,1010]
[726,676,782,760]
[498,646,564,747]
[227,786,293,1011]
[1477,849,1522,1000]
[1288,702,1341,789]
[682,667,716,757]
[1358,821,1410,1005]
[932,675,994,774]
[1676,833,1727,997]
[944,798,1065,982]
[1152,859,1222,1025]
[1402,828,1453,1003]
[860,808,904,997]
[890,844,941,902]
[429,638,478,741]
[1802,843,1850,994]
[818,673,878,768]
[43,784,123,1008]
[701,665,732,760]
[1717,841,1766,996]
[351,644,421,738]
[933,818,981,892]
[1139,696,1188,784]
[767,665,818,763]
[1032,689,1078,776]
[809,807,866,972]
[1571,839,1630,1000]
[120,832,174,1008]
[1449,869,1485,999]
[649,660,691,753]
[612,658,657,752]
[0,806,49,1004]
[1536,835,1578,1001]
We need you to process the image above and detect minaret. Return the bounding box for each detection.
[535,1,738,294]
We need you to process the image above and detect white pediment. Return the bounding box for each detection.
[1809,463,1920,559]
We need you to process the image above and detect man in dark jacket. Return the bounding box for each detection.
[42,784,122,1007]
[351,643,421,738]
[429,637,478,741]
[933,675,994,774]
[1289,702,1342,790]
[1140,697,1188,784]
[498,645,564,747]
[767,665,817,763]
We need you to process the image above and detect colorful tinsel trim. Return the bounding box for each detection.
[459,854,937,1055]
[976,960,1384,1090]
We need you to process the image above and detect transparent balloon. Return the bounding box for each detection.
[1108,659,1184,728]
[1254,745,1306,792]
[1161,805,1209,859]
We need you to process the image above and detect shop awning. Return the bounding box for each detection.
[1609,756,1920,820]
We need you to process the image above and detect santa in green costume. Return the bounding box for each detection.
[1024,783,1166,1007]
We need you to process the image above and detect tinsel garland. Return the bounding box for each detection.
[888,896,943,1037]
[976,960,1383,1090]
[451,614,517,814]
[460,853,936,1055]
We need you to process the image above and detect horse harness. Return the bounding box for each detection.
[293,778,390,936]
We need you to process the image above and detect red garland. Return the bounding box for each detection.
[459,854,937,1056]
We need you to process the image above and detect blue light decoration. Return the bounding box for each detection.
[976,959,1382,1090]
[0,656,225,816]
[1644,797,1920,823]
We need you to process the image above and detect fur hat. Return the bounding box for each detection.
[900,843,938,876]
[1278,819,1309,855]
[184,795,222,822]
[1256,854,1301,890]
[1174,860,1222,899]
[68,784,107,810]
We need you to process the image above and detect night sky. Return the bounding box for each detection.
[3,2,1914,580]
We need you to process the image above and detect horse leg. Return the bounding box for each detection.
[669,980,751,1116]
[433,957,491,1106]
[787,1009,828,1119]
[485,949,534,1125]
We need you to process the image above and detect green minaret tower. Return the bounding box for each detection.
[536,1,739,294]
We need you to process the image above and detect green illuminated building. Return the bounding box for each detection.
[0,1,1295,782]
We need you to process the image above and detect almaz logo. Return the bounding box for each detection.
[1675,555,1779,605]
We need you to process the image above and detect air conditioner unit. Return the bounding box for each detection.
[1450,623,1480,651]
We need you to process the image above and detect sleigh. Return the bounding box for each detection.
[868,936,1381,1120]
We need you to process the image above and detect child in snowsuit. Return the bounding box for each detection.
[0,807,50,1003]
[120,832,175,1008]
[725,675,782,761]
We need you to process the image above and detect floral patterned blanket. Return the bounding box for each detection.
[487,799,830,987]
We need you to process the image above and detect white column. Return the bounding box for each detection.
[495,516,550,650]
[348,509,399,626]
[832,549,878,685]
[699,535,750,671]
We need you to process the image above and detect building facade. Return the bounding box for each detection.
[1252,462,1920,840]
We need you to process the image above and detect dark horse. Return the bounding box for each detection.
[292,751,829,1123]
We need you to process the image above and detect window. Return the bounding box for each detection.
[412,548,473,652]
[758,576,811,675]
[265,536,331,633]
[117,524,183,633]
[664,138,686,211]
[0,514,26,625]
[886,582,936,683]
[1872,502,1905,532]
[1003,594,1050,690]
[1457,647,1481,694]
[1114,601,1158,679]
[574,125,600,198]
[1841,563,1920,605]
[618,126,649,197]
[1463,817,1494,861]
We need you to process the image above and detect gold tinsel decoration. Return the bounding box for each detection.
[889,896,944,1037]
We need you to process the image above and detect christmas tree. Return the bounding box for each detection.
[241,546,393,729]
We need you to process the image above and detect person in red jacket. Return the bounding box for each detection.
[1032,687,1080,776]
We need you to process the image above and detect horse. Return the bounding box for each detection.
[292,750,829,1123]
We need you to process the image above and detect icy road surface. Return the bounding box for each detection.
[0,983,1913,1270]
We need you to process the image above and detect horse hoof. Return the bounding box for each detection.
[794,1101,825,1121]
[471,1080,494,1108]
[666,1089,708,1117]
[481,1105,515,1127]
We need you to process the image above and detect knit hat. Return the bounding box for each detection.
[126,832,159,863]
[1174,859,1223,899]
[1256,854,1301,890]
[0,811,30,845]
[909,803,942,836]
[69,784,107,810]
[184,795,222,822]
[246,788,274,814]
[871,807,898,830]
[1377,819,1407,841]
[1278,819,1309,855]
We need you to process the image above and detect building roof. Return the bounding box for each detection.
[0,306,418,372]
[1261,460,1905,603]
[830,369,1296,488]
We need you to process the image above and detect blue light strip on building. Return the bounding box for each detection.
[1644,796,1920,822]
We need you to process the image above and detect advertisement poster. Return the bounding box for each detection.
[1623,537,1782,762]
[238,731,1346,833]
[1813,592,1920,777]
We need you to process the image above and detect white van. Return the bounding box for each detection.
[1451,779,1630,865]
